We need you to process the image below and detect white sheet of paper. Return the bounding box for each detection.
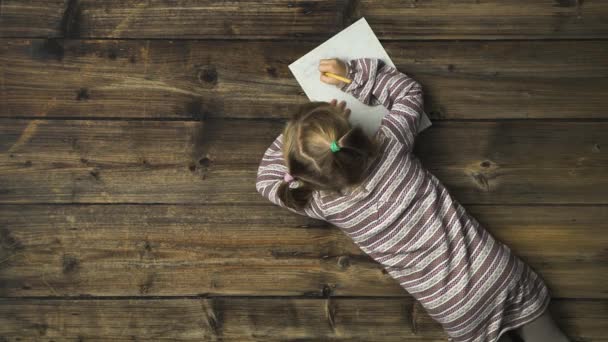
[288,17,432,138]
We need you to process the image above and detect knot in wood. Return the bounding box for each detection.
[199,156,212,167]
[198,65,218,86]
[322,284,334,297]
[337,256,350,269]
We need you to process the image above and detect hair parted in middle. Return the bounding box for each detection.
[277,101,382,210]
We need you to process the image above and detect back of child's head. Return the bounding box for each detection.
[278,101,381,210]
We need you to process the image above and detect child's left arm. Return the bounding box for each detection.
[256,133,326,220]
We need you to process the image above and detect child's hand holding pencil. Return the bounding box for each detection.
[319,58,351,87]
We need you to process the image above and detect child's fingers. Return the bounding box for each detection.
[318,59,342,73]
[318,63,334,73]
[320,73,339,85]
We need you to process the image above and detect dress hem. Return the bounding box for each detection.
[445,293,552,342]
[491,294,552,342]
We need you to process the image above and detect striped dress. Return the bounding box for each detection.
[256,58,551,342]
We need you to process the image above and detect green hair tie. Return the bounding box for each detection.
[330,140,341,153]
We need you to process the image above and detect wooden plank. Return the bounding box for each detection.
[1,1,607,39]
[0,297,605,341]
[0,119,606,205]
[2,39,607,120]
[0,1,66,38]
[0,204,606,298]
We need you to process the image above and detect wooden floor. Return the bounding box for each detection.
[1,1,607,341]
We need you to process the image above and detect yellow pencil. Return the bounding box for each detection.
[323,71,351,84]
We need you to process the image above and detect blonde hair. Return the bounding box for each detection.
[278,101,381,210]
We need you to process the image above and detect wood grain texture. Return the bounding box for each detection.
[2,0,606,340]
[2,39,607,119]
[0,119,606,204]
[0,204,606,297]
[0,297,605,341]
[1,0,606,39]
[0,0,66,38]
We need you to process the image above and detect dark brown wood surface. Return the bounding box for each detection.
[1,1,607,340]
[0,298,606,341]
[2,39,607,119]
[1,0,607,39]
[0,204,606,298]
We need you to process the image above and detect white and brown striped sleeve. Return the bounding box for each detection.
[255,133,326,220]
[340,58,423,151]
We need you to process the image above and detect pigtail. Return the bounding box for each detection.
[277,150,318,210]
[332,125,379,184]
[277,180,314,210]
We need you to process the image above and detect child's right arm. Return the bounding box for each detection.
[338,58,423,152]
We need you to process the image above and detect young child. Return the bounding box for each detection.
[256,57,570,342]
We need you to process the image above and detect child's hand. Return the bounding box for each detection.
[319,58,348,86]
[329,98,351,119]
